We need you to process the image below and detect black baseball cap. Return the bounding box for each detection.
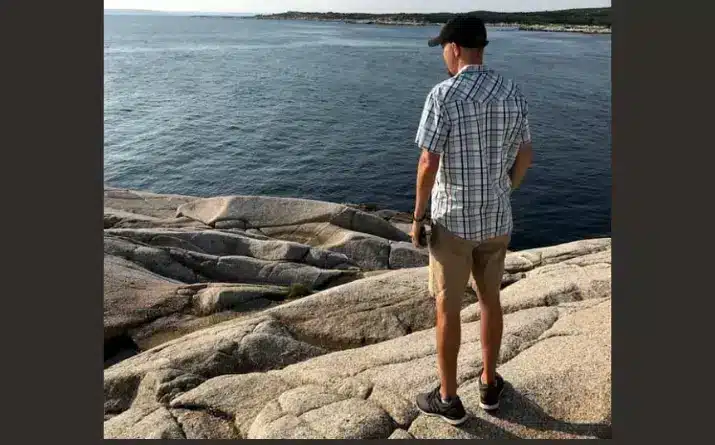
[428,14,489,48]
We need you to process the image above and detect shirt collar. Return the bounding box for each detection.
[456,64,490,75]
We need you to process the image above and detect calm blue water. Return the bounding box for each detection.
[104,15,611,250]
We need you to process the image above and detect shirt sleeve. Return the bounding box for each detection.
[415,89,451,155]
[516,99,532,145]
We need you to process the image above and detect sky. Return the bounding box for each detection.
[104,0,611,14]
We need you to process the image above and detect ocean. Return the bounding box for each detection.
[104,14,611,251]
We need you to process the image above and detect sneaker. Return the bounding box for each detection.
[415,386,469,425]
[478,369,505,411]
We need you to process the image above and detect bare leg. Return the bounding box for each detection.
[427,223,472,400]
[478,289,502,384]
[436,292,462,399]
[472,236,510,385]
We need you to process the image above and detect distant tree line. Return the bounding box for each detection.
[255,8,611,27]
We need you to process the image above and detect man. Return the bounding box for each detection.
[411,14,533,425]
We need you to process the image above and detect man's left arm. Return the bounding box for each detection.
[414,149,440,223]
[411,149,440,247]
[412,89,450,247]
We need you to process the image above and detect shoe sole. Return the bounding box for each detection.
[416,406,469,426]
[479,400,499,410]
[479,385,505,411]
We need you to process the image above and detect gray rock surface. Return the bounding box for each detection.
[122,283,294,351]
[105,187,199,219]
[262,267,476,350]
[461,247,611,323]
[414,300,612,439]
[105,235,200,283]
[245,384,395,439]
[105,227,355,269]
[104,369,195,439]
[104,208,210,230]
[171,372,295,437]
[260,222,390,269]
[389,241,429,268]
[104,252,302,353]
[504,238,611,273]
[389,429,415,439]
[191,283,289,316]
[261,222,427,270]
[103,189,611,440]
[170,408,241,439]
[105,233,360,289]
[104,254,190,342]
[176,195,409,241]
[104,316,327,416]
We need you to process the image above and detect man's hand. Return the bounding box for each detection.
[411,220,426,248]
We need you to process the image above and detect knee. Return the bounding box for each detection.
[478,293,502,311]
[436,293,462,317]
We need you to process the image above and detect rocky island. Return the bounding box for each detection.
[252,7,612,34]
[103,187,612,439]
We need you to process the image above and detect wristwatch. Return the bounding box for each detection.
[412,213,427,223]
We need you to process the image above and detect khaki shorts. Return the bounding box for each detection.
[428,222,510,306]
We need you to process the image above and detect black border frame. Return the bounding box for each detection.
[3,0,710,442]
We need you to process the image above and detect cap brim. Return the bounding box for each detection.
[427,36,443,47]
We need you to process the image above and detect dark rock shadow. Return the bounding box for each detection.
[457,382,611,439]
[451,415,523,439]
[105,334,140,369]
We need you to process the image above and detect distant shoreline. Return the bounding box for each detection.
[249,8,611,34]
[104,9,612,35]
[247,16,610,34]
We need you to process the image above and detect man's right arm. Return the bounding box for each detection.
[509,99,533,191]
[509,141,533,190]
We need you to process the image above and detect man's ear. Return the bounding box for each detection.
[452,44,460,58]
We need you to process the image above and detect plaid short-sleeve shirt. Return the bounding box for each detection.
[415,64,532,242]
